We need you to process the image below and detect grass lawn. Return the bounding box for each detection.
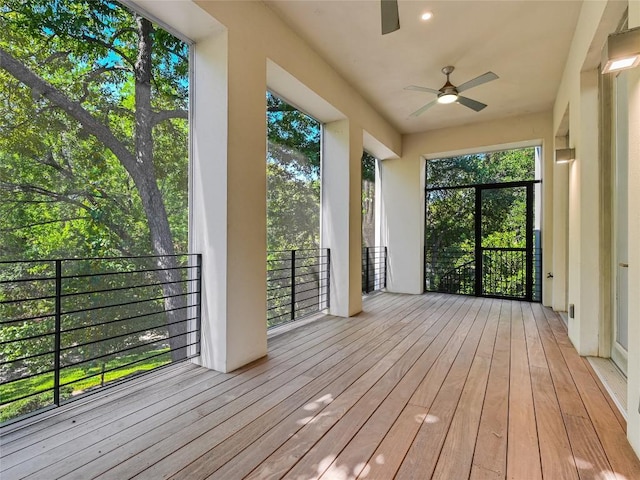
[0,348,171,423]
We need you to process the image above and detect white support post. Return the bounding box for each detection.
[322,120,363,317]
[566,69,601,356]
[191,30,267,373]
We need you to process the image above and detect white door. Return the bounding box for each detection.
[612,71,628,375]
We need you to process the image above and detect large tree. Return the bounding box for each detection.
[0,0,190,359]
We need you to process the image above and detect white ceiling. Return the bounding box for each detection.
[264,0,583,134]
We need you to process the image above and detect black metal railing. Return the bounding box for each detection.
[0,254,201,424]
[362,246,387,294]
[425,246,542,301]
[267,248,330,329]
[425,247,476,295]
[481,247,527,298]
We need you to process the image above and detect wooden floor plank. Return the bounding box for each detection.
[470,300,510,480]
[1,293,638,480]
[430,299,500,480]
[525,303,579,480]
[314,297,482,480]
[506,301,542,480]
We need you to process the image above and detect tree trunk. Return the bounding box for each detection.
[132,16,188,361]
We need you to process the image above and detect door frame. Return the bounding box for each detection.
[425,179,541,302]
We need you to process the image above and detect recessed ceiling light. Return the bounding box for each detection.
[421,11,433,21]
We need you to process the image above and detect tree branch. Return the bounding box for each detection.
[1,216,93,232]
[0,47,138,175]
[151,109,188,126]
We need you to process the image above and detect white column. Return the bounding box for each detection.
[322,120,363,317]
[625,0,640,458]
[191,29,267,372]
[552,138,569,312]
[378,156,423,294]
[566,69,601,355]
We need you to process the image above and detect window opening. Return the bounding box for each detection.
[266,92,326,327]
[0,0,192,423]
[424,147,542,301]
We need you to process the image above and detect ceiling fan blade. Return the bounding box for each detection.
[381,0,400,35]
[410,99,438,117]
[456,95,487,112]
[457,71,498,93]
[404,85,441,95]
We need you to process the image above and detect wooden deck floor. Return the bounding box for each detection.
[2,293,640,479]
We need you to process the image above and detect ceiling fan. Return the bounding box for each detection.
[405,66,499,116]
[381,0,400,35]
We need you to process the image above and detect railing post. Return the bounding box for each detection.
[53,260,62,406]
[326,249,331,309]
[290,249,296,321]
[365,247,370,293]
[384,247,388,289]
[474,186,483,297]
[196,254,202,356]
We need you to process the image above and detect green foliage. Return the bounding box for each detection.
[425,148,536,296]
[0,0,189,422]
[0,0,189,260]
[362,151,376,183]
[427,148,535,188]
[266,93,323,328]
[266,92,320,252]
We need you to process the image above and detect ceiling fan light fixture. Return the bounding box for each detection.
[437,92,458,104]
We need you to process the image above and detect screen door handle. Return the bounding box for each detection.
[619,262,629,268]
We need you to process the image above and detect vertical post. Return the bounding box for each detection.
[53,260,62,406]
[290,249,296,321]
[525,183,534,301]
[326,249,331,309]
[365,247,370,293]
[384,247,388,289]
[196,254,202,356]
[474,186,483,296]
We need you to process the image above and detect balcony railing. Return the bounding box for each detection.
[0,254,201,424]
[425,246,542,301]
[267,249,330,328]
[362,246,387,294]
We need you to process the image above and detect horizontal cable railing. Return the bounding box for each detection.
[0,254,201,424]
[362,246,387,294]
[267,248,330,329]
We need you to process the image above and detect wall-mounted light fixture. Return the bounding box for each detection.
[601,26,640,74]
[555,148,575,164]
